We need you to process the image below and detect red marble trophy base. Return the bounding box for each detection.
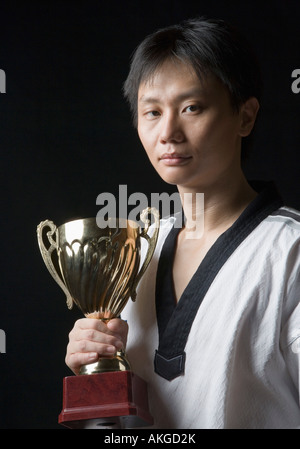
[58,370,153,429]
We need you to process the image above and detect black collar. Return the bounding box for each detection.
[154,181,283,381]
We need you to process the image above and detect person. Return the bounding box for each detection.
[65,17,300,428]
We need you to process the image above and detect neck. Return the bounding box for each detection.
[178,172,257,238]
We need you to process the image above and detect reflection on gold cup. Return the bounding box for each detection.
[37,207,159,375]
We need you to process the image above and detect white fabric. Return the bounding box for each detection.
[122,207,300,429]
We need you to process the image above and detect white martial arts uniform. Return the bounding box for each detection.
[122,182,300,429]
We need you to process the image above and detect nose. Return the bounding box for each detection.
[159,112,184,144]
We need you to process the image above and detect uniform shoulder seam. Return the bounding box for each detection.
[270,207,300,223]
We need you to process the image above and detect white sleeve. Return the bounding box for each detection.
[280,302,300,405]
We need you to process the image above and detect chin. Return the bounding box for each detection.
[158,174,183,186]
[156,168,191,187]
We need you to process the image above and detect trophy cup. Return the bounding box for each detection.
[37,207,159,428]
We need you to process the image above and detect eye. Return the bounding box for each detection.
[184,104,203,114]
[145,110,161,119]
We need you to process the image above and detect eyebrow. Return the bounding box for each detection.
[139,87,206,104]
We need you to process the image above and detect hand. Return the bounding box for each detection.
[65,318,128,375]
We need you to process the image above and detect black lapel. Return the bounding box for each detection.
[154,181,283,380]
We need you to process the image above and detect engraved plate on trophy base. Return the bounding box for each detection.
[58,371,153,429]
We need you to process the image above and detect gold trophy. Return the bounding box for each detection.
[37,207,159,428]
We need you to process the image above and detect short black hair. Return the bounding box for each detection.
[123,17,262,158]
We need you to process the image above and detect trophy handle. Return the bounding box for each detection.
[130,207,160,301]
[37,220,74,309]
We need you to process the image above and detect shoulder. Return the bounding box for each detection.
[266,206,300,229]
[261,206,300,245]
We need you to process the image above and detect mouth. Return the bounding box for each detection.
[159,153,192,166]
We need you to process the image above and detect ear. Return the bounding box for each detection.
[238,97,260,137]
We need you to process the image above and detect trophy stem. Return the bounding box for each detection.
[79,349,131,375]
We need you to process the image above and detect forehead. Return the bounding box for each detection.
[138,59,224,102]
[139,60,199,92]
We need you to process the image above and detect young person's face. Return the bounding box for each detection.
[137,59,256,191]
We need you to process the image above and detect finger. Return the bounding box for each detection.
[73,318,128,346]
[106,318,129,344]
[65,351,99,376]
[72,318,110,334]
[65,352,99,374]
[70,323,125,352]
[73,318,126,340]
[65,342,119,375]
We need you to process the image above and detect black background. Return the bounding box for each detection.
[0,0,299,429]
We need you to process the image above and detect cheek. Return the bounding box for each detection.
[138,126,156,162]
[195,113,240,148]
